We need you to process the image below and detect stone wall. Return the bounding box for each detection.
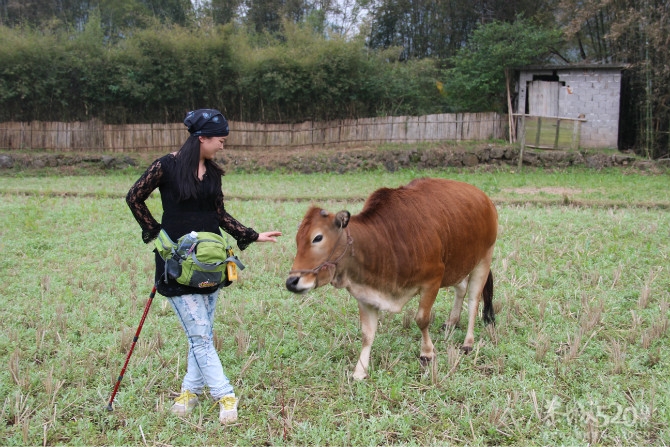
[2,146,665,173]
[252,147,654,173]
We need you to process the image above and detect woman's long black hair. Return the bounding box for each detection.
[174,135,225,201]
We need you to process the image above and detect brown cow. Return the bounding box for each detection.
[285,178,498,380]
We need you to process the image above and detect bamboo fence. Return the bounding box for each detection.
[0,113,506,152]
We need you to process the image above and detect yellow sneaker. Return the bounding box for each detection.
[170,390,199,416]
[218,394,238,423]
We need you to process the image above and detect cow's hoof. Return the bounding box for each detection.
[352,371,368,380]
[461,345,473,354]
[419,355,433,367]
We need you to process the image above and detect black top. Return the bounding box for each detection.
[126,153,258,297]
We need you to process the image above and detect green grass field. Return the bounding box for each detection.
[1,167,669,445]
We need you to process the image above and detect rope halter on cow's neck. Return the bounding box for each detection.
[289,227,354,286]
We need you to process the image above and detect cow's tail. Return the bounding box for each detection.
[482,270,495,326]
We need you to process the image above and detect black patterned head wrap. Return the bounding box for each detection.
[184,109,229,136]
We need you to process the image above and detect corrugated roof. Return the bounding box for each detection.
[516,63,627,71]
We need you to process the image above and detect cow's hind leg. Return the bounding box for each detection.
[353,301,379,380]
[444,277,468,330]
[416,281,441,366]
[462,246,494,353]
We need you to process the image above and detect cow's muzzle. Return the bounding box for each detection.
[285,275,301,293]
[285,274,314,294]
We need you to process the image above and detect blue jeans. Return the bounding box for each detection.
[167,291,233,399]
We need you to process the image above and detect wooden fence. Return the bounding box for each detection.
[514,114,587,168]
[0,112,506,152]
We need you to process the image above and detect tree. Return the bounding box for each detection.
[444,17,563,141]
[325,0,371,38]
[243,0,318,34]
[366,0,559,60]
[209,0,244,24]
[140,0,192,26]
[0,0,90,27]
[0,0,193,32]
[557,0,670,156]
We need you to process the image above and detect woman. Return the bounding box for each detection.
[126,109,281,424]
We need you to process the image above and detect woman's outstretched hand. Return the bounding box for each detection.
[256,231,282,242]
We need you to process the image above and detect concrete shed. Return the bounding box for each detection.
[515,64,625,149]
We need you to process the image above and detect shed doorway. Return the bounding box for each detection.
[526,80,561,117]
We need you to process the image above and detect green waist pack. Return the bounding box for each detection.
[154,229,245,289]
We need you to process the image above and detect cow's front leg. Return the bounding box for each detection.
[353,301,378,380]
[416,283,441,366]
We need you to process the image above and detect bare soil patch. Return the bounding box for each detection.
[503,187,591,195]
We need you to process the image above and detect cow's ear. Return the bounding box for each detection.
[335,211,350,229]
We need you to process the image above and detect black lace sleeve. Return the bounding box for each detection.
[126,158,163,243]
[215,191,259,250]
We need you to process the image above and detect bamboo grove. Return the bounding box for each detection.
[0,0,668,157]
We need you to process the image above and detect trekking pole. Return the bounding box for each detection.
[106,284,157,411]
